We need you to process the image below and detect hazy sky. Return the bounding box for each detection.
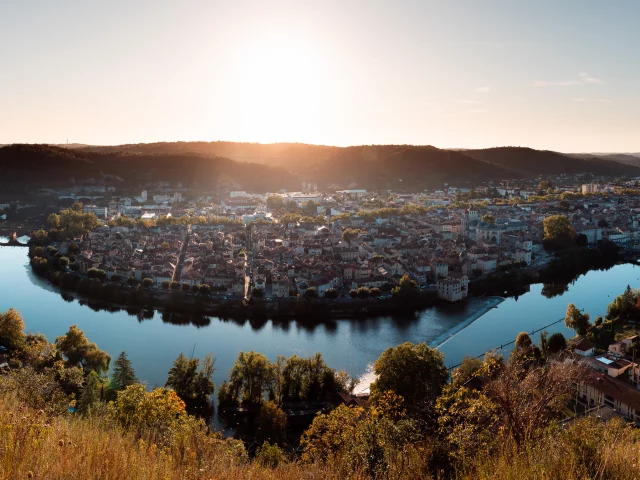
[1,0,639,151]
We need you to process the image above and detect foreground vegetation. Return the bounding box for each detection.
[2,300,640,479]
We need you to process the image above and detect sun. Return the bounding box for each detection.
[223,35,334,143]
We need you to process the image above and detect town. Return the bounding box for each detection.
[4,176,640,306]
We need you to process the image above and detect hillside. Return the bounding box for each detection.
[75,142,640,189]
[464,147,640,177]
[0,144,297,192]
[568,152,640,167]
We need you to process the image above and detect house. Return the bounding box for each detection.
[608,336,639,355]
[437,272,468,302]
[573,338,596,357]
[576,370,640,426]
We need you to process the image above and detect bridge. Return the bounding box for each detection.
[0,232,29,247]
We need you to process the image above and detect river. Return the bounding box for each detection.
[1,242,638,398]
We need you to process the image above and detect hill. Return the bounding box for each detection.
[76,142,640,189]
[0,144,297,192]
[463,147,640,177]
[568,152,640,167]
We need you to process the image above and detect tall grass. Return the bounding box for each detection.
[1,393,639,479]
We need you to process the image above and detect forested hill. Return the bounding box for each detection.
[2,142,638,192]
[78,142,640,189]
[463,147,640,177]
[0,144,297,192]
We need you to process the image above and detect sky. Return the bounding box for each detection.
[1,0,639,152]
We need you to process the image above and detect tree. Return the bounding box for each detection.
[161,280,170,290]
[77,370,102,414]
[70,202,84,212]
[58,256,70,269]
[111,351,138,392]
[87,268,106,282]
[515,332,532,349]
[170,281,180,290]
[349,289,358,298]
[538,180,552,191]
[565,303,591,336]
[342,228,360,245]
[370,287,381,297]
[371,342,448,418]
[251,287,264,299]
[304,287,318,299]
[141,277,154,288]
[181,283,191,292]
[0,308,26,352]
[481,214,495,225]
[324,288,338,299]
[257,401,287,444]
[165,353,215,416]
[392,274,420,297]
[452,356,483,386]
[228,351,275,406]
[198,284,211,296]
[301,404,364,463]
[357,286,370,299]
[543,215,576,250]
[47,213,61,228]
[483,356,586,449]
[255,441,284,468]
[547,333,567,354]
[55,325,111,374]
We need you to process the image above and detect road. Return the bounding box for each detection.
[172,226,191,282]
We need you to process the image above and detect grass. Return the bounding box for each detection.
[1,392,640,479]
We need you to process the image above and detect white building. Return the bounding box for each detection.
[83,205,108,219]
[581,184,599,194]
[437,272,468,302]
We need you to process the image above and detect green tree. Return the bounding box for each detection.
[370,342,448,417]
[349,289,358,298]
[110,351,138,392]
[70,202,84,212]
[55,325,111,374]
[515,332,532,349]
[170,281,180,290]
[228,351,275,406]
[257,401,287,444]
[0,308,26,352]
[198,284,211,295]
[565,303,591,336]
[165,353,215,416]
[357,286,370,299]
[47,213,61,228]
[342,228,360,245]
[452,356,483,386]
[324,288,338,299]
[255,441,284,468]
[543,215,576,250]
[141,277,154,288]
[161,280,170,290]
[391,274,420,297]
[304,287,318,299]
[77,370,102,414]
[547,332,567,354]
[481,214,495,225]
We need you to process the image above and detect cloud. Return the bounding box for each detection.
[456,99,480,104]
[476,86,491,93]
[532,73,603,87]
[579,72,602,84]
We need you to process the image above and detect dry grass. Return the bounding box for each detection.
[1,393,639,480]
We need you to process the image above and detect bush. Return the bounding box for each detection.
[255,441,284,468]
